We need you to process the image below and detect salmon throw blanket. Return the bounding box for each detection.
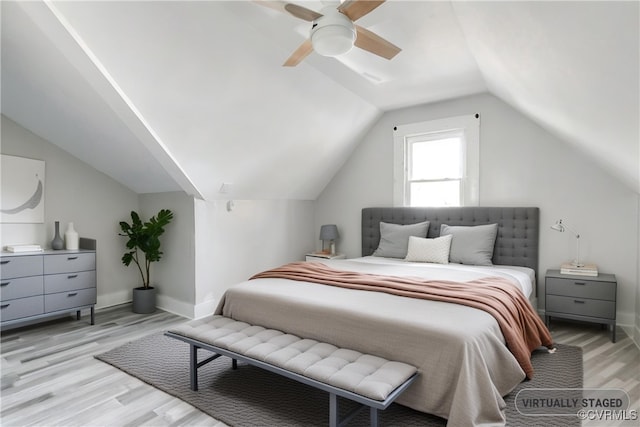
[250,261,555,379]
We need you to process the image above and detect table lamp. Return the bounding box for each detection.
[319,224,339,255]
[551,219,583,267]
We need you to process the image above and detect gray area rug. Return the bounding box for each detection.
[96,333,582,426]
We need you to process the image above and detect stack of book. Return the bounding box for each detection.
[5,244,43,253]
[560,262,598,276]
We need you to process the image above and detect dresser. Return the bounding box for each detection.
[1,238,96,328]
[545,269,617,342]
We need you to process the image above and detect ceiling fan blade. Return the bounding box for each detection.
[283,39,314,67]
[339,0,385,22]
[284,3,323,21]
[253,1,322,22]
[354,25,401,60]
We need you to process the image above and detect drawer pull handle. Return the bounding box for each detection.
[67,292,78,297]
[1,282,10,286]
[574,300,586,304]
[0,260,9,265]
[67,274,78,279]
[574,282,586,286]
[67,256,79,260]
[1,304,9,309]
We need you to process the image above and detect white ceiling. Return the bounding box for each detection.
[2,1,638,199]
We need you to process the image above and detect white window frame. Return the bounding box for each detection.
[393,114,480,207]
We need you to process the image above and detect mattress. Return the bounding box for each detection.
[215,257,542,426]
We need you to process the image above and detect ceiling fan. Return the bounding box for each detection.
[255,0,401,66]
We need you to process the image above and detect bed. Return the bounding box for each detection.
[214,207,553,426]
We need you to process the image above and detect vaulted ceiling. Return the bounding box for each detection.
[2,1,638,199]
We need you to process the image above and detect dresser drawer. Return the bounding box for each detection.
[0,255,43,279]
[1,276,44,301]
[546,295,615,319]
[546,277,616,301]
[44,271,96,294]
[44,253,95,274]
[0,296,44,321]
[45,288,96,312]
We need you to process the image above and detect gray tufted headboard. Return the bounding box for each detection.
[362,207,540,276]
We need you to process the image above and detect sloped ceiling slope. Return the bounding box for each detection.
[1,1,638,199]
[453,0,639,193]
[2,0,381,200]
[1,1,188,195]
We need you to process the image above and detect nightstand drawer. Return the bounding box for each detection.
[546,295,615,319]
[44,253,95,274]
[44,271,96,294]
[1,276,44,301]
[45,288,96,312]
[0,296,44,321]
[546,277,615,301]
[0,255,43,279]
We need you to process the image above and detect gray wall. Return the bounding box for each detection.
[139,191,196,316]
[192,198,315,318]
[314,93,639,332]
[1,115,141,308]
[1,116,316,318]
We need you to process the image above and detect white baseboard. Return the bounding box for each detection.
[156,294,195,319]
[96,290,130,309]
[95,291,215,321]
[193,299,218,319]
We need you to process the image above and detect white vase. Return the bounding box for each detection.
[65,222,79,250]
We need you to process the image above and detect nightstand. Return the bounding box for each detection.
[545,269,617,342]
[305,253,346,261]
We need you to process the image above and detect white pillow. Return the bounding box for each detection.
[404,234,453,264]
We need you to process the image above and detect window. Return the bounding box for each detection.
[393,114,479,207]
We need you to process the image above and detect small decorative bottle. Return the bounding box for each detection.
[65,222,79,250]
[51,221,64,250]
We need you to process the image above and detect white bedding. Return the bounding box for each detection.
[341,256,536,298]
[214,256,546,426]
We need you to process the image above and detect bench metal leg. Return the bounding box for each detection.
[370,406,379,427]
[232,358,238,370]
[190,344,199,391]
[189,343,223,392]
[329,393,339,427]
[329,393,372,427]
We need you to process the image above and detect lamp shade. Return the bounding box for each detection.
[319,224,339,241]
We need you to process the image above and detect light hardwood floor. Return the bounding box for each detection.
[1,305,638,426]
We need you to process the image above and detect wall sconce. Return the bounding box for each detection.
[219,182,234,212]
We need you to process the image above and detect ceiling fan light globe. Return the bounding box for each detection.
[312,25,355,56]
[310,9,356,57]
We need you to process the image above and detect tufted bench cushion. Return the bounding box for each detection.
[168,315,417,401]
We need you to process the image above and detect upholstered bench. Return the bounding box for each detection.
[166,315,418,427]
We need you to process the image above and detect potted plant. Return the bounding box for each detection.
[119,209,174,313]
